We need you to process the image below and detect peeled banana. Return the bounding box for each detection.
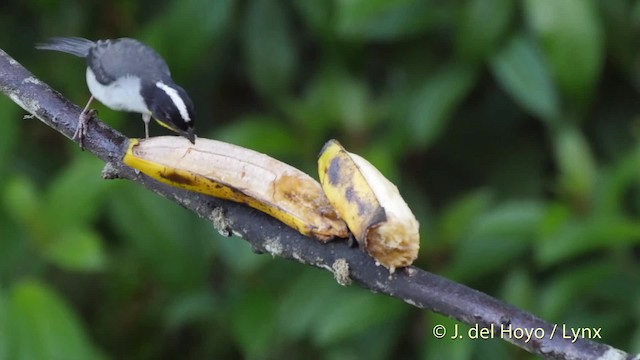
[123,136,348,241]
[318,140,420,272]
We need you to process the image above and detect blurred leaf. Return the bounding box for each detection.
[437,190,492,244]
[45,154,113,231]
[446,200,543,281]
[107,186,208,291]
[500,267,534,312]
[335,0,438,41]
[490,34,560,121]
[553,125,596,202]
[243,0,297,98]
[292,0,333,37]
[215,115,298,159]
[359,143,399,182]
[164,291,217,330]
[2,175,45,240]
[0,211,30,283]
[467,200,544,238]
[0,290,7,360]
[539,261,614,319]
[142,0,235,74]
[288,65,380,137]
[421,314,473,360]
[278,269,340,340]
[524,0,604,105]
[407,63,477,148]
[456,0,514,62]
[536,216,640,267]
[311,289,404,346]
[231,287,278,358]
[214,234,270,275]
[7,280,104,360]
[0,97,19,176]
[336,75,370,133]
[44,227,106,272]
[593,142,640,216]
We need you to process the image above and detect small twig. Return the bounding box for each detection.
[0,48,633,360]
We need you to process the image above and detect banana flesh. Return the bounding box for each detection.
[123,136,348,241]
[318,140,420,272]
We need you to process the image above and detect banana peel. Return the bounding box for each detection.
[123,136,348,241]
[318,139,420,272]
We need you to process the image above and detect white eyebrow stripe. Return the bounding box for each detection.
[155,82,191,122]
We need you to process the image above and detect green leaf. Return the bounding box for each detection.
[421,314,473,360]
[407,63,477,148]
[311,289,404,346]
[142,0,235,75]
[0,96,19,176]
[468,200,544,239]
[335,0,439,41]
[437,190,493,244]
[214,234,270,275]
[243,0,297,98]
[215,115,298,159]
[553,125,596,202]
[164,292,217,330]
[456,0,515,62]
[446,201,543,281]
[491,34,560,121]
[0,290,7,360]
[45,227,106,271]
[107,186,208,291]
[7,280,104,360]
[539,261,614,319]
[292,0,333,37]
[287,65,378,136]
[2,175,45,239]
[536,216,640,267]
[231,287,278,358]
[524,0,604,105]
[278,269,341,340]
[45,154,113,231]
[500,268,535,311]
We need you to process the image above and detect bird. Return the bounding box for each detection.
[36,37,196,148]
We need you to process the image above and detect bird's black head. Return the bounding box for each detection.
[142,81,196,143]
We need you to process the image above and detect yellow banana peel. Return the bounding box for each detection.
[318,139,420,272]
[123,136,348,241]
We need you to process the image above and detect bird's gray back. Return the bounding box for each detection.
[88,38,172,85]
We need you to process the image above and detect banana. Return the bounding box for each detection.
[318,139,420,272]
[123,136,348,241]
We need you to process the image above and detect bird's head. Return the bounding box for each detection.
[142,81,196,143]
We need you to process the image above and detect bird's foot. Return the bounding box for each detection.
[73,109,97,150]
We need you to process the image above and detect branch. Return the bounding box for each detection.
[0,48,632,360]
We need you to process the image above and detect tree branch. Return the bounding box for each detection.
[0,48,633,360]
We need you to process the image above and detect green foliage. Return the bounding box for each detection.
[524,0,604,106]
[491,33,560,121]
[3,0,640,358]
[3,280,104,360]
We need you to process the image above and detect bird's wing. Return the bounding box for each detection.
[88,38,172,85]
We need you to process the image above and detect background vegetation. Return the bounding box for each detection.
[1,0,640,358]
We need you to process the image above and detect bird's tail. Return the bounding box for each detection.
[35,37,95,57]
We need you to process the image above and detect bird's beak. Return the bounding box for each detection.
[184,128,196,144]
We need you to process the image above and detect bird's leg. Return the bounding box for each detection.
[73,96,95,150]
[142,113,151,138]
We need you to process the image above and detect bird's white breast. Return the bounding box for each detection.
[86,68,148,114]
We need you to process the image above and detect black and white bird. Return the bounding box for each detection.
[36,37,196,147]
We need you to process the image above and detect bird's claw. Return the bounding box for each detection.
[73,108,97,150]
